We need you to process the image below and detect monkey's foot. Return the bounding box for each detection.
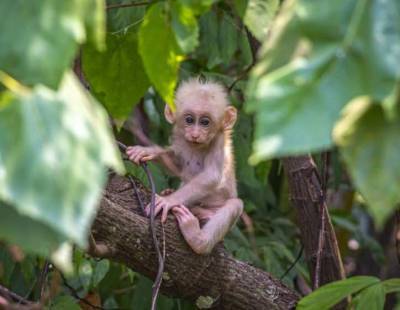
[160,188,175,196]
[172,205,211,255]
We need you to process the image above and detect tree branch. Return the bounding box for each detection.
[91,173,299,309]
[106,2,151,10]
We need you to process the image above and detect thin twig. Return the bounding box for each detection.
[0,284,31,305]
[37,260,50,301]
[106,1,151,10]
[395,209,400,265]
[280,245,304,280]
[60,273,117,310]
[116,140,166,310]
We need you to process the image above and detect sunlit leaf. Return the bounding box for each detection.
[0,72,123,249]
[83,31,150,119]
[139,3,183,109]
[0,0,105,89]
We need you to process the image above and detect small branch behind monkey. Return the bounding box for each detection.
[106,1,151,10]
[116,141,165,310]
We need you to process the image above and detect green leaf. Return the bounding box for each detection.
[171,2,200,53]
[83,31,150,119]
[244,0,279,41]
[51,296,81,310]
[247,46,364,163]
[92,259,110,286]
[233,0,249,18]
[334,97,400,226]
[198,11,222,69]
[0,0,105,89]
[297,276,380,310]
[0,72,123,249]
[139,3,183,109]
[0,202,66,257]
[356,0,400,100]
[353,283,385,310]
[219,14,238,64]
[382,278,400,294]
[246,0,400,163]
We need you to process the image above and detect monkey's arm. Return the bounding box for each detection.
[126,145,180,176]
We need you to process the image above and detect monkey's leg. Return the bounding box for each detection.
[173,199,243,254]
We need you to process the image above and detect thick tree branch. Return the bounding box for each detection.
[91,174,299,309]
[283,156,346,307]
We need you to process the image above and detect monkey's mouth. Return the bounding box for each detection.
[188,139,203,145]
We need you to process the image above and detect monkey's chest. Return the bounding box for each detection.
[180,157,204,182]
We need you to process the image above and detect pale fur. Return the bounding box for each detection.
[126,77,243,254]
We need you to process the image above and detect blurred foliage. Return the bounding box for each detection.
[0,0,399,309]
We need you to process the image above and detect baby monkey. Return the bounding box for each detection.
[127,78,243,254]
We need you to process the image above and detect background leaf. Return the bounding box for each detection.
[244,0,279,41]
[334,97,400,226]
[83,31,150,119]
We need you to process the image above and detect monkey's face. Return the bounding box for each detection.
[177,111,219,146]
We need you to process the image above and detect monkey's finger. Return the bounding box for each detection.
[154,204,164,217]
[172,206,190,221]
[142,154,155,162]
[144,204,151,216]
[172,206,184,216]
[178,204,192,216]
[161,206,170,223]
[133,151,145,165]
[127,147,140,157]
[174,212,183,225]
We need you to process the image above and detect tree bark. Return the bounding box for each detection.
[282,156,346,288]
[91,173,299,310]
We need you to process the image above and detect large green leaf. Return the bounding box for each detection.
[83,32,150,119]
[139,3,183,109]
[334,97,400,226]
[246,0,400,163]
[297,276,380,310]
[353,283,385,310]
[0,202,66,257]
[247,46,364,163]
[0,72,123,248]
[244,0,279,41]
[0,0,105,89]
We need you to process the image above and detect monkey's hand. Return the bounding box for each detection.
[126,145,163,165]
[145,195,180,223]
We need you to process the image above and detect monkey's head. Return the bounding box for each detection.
[164,78,237,147]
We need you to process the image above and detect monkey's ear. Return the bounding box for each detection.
[164,105,175,124]
[223,106,237,130]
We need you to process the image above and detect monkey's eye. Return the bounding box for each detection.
[185,115,194,125]
[199,117,210,127]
